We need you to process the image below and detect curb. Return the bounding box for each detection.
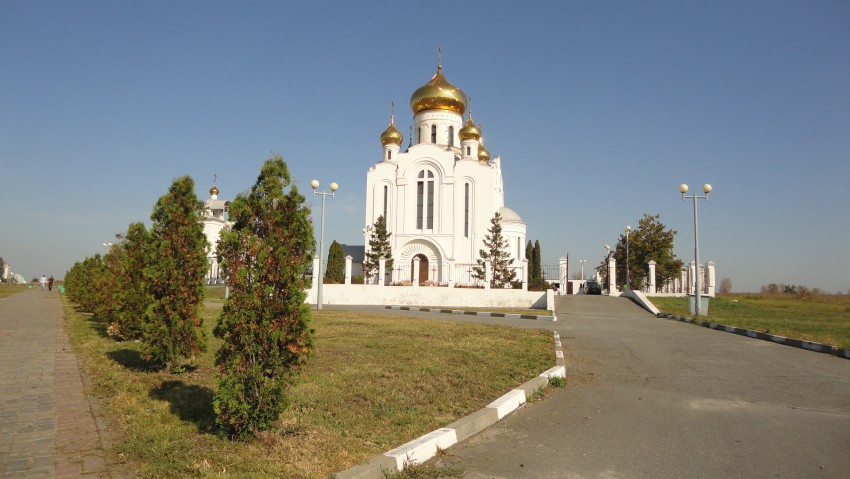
[656,313,850,360]
[385,305,557,321]
[334,330,566,479]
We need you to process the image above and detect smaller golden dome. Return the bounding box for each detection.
[478,143,491,164]
[459,113,481,141]
[210,180,219,196]
[380,122,403,146]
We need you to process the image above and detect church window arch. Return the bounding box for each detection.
[464,182,470,238]
[448,126,455,147]
[430,125,437,144]
[416,169,436,230]
[466,146,471,156]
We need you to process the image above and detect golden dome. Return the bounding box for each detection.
[478,143,491,164]
[410,66,467,115]
[209,178,219,196]
[380,121,403,146]
[459,112,481,141]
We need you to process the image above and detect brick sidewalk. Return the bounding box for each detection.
[0,288,111,478]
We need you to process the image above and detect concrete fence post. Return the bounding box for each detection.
[413,257,421,288]
[344,255,352,285]
[378,257,386,287]
[484,259,492,290]
[648,260,657,295]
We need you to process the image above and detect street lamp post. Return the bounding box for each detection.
[624,225,631,290]
[579,259,586,281]
[679,183,712,316]
[312,179,338,310]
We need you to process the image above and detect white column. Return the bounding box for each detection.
[558,256,568,295]
[312,257,320,289]
[648,260,657,295]
[521,258,529,291]
[688,261,696,295]
[378,257,386,287]
[484,259,492,290]
[344,255,352,285]
[607,256,617,294]
[413,257,421,288]
[707,260,716,297]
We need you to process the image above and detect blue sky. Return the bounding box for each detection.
[2,1,848,292]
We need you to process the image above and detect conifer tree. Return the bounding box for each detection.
[363,215,393,283]
[325,240,345,284]
[110,222,151,340]
[143,176,209,371]
[472,212,517,288]
[213,154,315,438]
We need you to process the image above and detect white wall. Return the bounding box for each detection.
[306,283,553,310]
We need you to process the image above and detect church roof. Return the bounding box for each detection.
[499,207,523,223]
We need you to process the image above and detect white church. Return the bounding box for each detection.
[364,62,527,285]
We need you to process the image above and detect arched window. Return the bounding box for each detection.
[464,183,470,238]
[387,150,392,160]
[466,146,471,156]
[383,185,388,219]
[448,126,455,147]
[417,170,435,230]
[431,125,437,143]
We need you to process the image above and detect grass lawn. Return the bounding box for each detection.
[649,294,850,349]
[0,283,30,298]
[61,297,554,479]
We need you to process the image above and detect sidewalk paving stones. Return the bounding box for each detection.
[0,289,111,478]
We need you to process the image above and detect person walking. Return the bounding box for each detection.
[39,275,46,291]
[48,275,54,291]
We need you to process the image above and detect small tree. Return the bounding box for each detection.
[719,278,732,294]
[473,212,517,288]
[0,256,6,283]
[143,176,209,371]
[213,154,315,438]
[363,215,393,283]
[611,214,683,290]
[110,222,151,340]
[325,240,345,284]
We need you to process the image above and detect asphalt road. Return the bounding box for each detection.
[427,295,850,479]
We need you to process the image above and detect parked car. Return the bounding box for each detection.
[583,280,602,295]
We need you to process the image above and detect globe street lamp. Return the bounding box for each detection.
[579,259,586,281]
[680,183,712,316]
[312,180,338,310]
[624,225,631,290]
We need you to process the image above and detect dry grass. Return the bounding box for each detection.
[0,283,30,298]
[650,293,850,348]
[61,298,553,478]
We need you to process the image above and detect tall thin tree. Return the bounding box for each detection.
[213,154,315,438]
[143,176,209,371]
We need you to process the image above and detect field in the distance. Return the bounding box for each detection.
[649,293,850,349]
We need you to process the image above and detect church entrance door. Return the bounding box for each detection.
[412,254,429,285]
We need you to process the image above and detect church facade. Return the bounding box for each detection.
[364,64,526,285]
[201,178,231,284]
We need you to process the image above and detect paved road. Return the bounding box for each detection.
[0,288,111,478]
[431,295,850,479]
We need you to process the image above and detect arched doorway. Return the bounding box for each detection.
[412,254,429,285]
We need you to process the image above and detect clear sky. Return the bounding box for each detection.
[2,1,848,292]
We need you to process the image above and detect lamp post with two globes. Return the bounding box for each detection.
[311,179,338,310]
[679,183,712,316]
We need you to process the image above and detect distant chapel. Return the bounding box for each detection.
[364,62,527,284]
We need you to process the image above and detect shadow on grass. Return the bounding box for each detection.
[106,348,159,372]
[149,380,217,433]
